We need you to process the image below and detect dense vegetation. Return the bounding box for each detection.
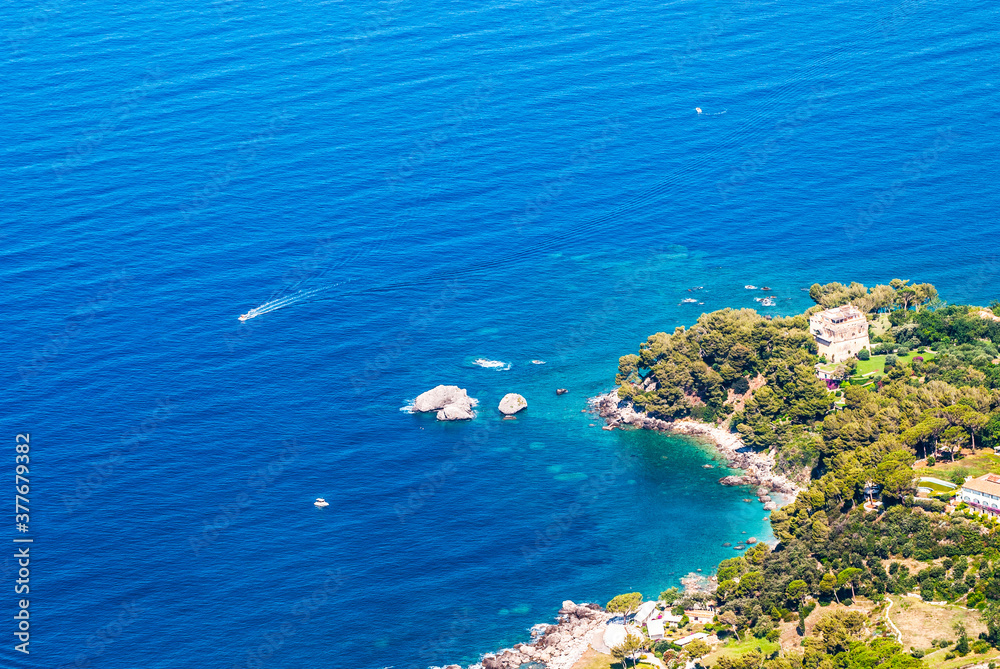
[612,280,1000,668]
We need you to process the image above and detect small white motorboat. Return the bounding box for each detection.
[314,498,329,508]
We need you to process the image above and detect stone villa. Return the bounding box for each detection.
[809,304,870,363]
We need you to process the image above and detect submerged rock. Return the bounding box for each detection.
[498,393,528,415]
[413,385,477,421]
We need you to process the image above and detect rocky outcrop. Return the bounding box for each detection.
[498,393,527,415]
[413,385,478,421]
[589,389,800,498]
[479,600,610,669]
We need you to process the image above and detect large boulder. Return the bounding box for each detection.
[437,404,474,421]
[413,385,477,421]
[498,393,527,415]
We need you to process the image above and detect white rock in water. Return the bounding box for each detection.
[437,404,475,421]
[414,385,475,412]
[498,393,527,415]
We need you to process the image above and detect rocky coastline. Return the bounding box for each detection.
[589,389,801,500]
[470,601,611,669]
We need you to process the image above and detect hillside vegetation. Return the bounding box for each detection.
[611,280,1000,669]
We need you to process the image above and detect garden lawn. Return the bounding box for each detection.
[921,451,1000,479]
[702,636,780,667]
[854,351,937,376]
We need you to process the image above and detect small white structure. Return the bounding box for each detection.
[647,618,666,640]
[635,601,658,625]
[674,632,708,647]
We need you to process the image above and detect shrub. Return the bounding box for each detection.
[910,649,925,659]
[926,455,935,466]
[858,349,870,360]
[972,640,991,654]
[898,346,911,356]
[945,652,956,660]
[885,354,898,368]
[689,405,716,423]
[732,376,751,395]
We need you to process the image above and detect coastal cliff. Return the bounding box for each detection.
[590,390,800,500]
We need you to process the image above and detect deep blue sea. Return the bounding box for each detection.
[3,0,1000,667]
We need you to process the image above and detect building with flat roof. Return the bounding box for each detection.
[809,304,870,363]
[957,473,1000,517]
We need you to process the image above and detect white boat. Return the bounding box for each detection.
[682,298,698,303]
[314,498,329,508]
[239,311,257,321]
[744,285,757,289]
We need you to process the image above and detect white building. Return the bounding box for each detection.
[957,473,1000,517]
[647,618,666,640]
[634,601,658,625]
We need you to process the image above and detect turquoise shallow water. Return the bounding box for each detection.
[3,0,999,667]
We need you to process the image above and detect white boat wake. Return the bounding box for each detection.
[239,287,328,321]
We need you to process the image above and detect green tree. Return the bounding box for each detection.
[786,579,809,605]
[837,567,863,601]
[983,413,1000,451]
[719,610,741,641]
[982,601,1000,645]
[659,587,681,605]
[955,622,970,655]
[606,592,643,621]
[611,632,645,669]
[820,573,838,602]
[686,639,711,658]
